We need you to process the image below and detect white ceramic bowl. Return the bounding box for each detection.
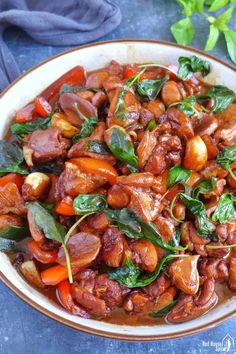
[0,40,236,340]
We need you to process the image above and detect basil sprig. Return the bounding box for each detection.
[216,145,236,181]
[0,141,28,176]
[167,166,191,189]
[192,177,217,199]
[212,193,236,224]
[11,116,52,140]
[72,103,98,143]
[136,75,169,101]
[201,85,235,113]
[177,55,210,80]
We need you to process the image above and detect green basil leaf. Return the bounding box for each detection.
[11,116,52,140]
[177,0,195,16]
[0,141,27,176]
[149,300,178,317]
[72,116,98,143]
[73,194,107,215]
[180,193,215,238]
[136,75,169,101]
[109,253,181,288]
[208,0,229,11]
[212,193,236,224]
[177,55,211,80]
[169,227,181,248]
[171,17,195,46]
[205,0,215,5]
[0,238,17,252]
[201,85,235,113]
[0,225,29,241]
[108,255,141,287]
[146,119,157,131]
[214,6,234,27]
[59,84,84,95]
[216,145,236,170]
[105,125,138,169]
[192,178,217,199]
[26,201,65,243]
[179,96,198,116]
[205,25,220,51]
[167,166,191,189]
[105,208,183,252]
[31,162,63,175]
[84,140,110,155]
[115,69,145,120]
[224,30,236,65]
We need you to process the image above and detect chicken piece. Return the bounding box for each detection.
[130,239,158,273]
[165,107,194,140]
[169,255,200,295]
[137,131,157,170]
[0,214,22,228]
[59,92,97,127]
[55,161,107,199]
[194,113,218,136]
[107,184,130,209]
[144,273,171,298]
[85,71,109,89]
[25,128,70,165]
[0,183,26,216]
[143,99,165,119]
[198,258,229,282]
[154,216,175,243]
[216,219,236,245]
[57,232,101,271]
[102,227,126,268]
[229,258,236,290]
[116,172,155,188]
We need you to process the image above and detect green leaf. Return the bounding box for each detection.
[205,0,215,5]
[0,238,17,252]
[73,194,108,216]
[11,116,52,140]
[26,202,65,243]
[108,254,141,287]
[0,141,27,176]
[136,75,169,101]
[224,30,236,64]
[109,253,183,288]
[201,85,235,113]
[83,140,110,155]
[177,55,211,80]
[214,6,234,26]
[105,208,184,252]
[208,0,229,11]
[167,166,191,189]
[171,17,195,46]
[146,119,157,131]
[180,193,215,238]
[169,96,199,117]
[31,162,62,175]
[72,116,98,143]
[115,69,145,120]
[216,145,236,170]
[105,125,138,169]
[176,0,195,16]
[149,300,178,317]
[205,25,220,51]
[194,0,205,12]
[212,193,236,224]
[192,178,217,199]
[0,225,29,241]
[59,84,84,95]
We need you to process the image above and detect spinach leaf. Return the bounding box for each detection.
[179,193,215,238]
[0,225,29,241]
[177,55,210,80]
[84,140,110,155]
[212,193,236,224]
[105,125,138,170]
[72,116,98,143]
[167,165,191,188]
[149,300,178,318]
[201,85,235,113]
[59,84,84,95]
[192,177,217,199]
[73,194,108,215]
[26,201,73,283]
[11,116,51,140]
[0,141,27,176]
[105,208,185,252]
[115,69,145,119]
[108,253,183,288]
[136,75,169,101]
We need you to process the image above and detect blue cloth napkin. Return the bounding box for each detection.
[0,0,121,91]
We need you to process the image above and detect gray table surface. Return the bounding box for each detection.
[1,1,236,353]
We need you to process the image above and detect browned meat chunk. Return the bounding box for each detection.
[0,183,26,216]
[102,227,126,268]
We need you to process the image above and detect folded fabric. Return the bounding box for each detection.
[0,0,121,91]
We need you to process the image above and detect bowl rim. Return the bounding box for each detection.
[0,38,235,341]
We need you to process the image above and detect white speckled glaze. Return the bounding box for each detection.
[0,40,235,340]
